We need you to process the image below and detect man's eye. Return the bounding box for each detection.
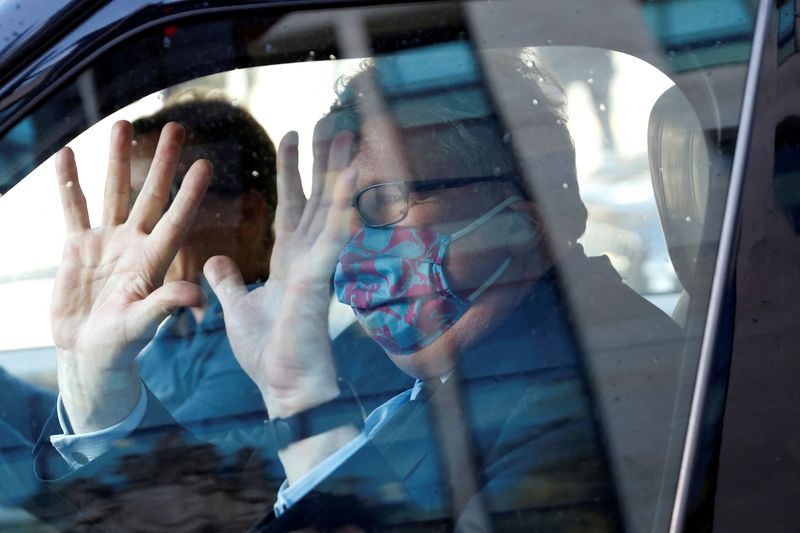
[379,192,402,204]
[375,189,403,206]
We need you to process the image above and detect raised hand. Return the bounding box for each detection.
[51,121,211,433]
[204,129,357,481]
[204,129,356,412]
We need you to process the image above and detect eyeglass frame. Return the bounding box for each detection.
[352,174,524,228]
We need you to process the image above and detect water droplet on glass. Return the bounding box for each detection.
[587,77,594,84]
[357,92,364,99]
[308,50,316,58]
[131,139,138,146]
[329,54,336,60]
[546,39,553,44]
[532,98,539,106]
[599,103,607,112]
[162,36,171,48]
[492,167,502,176]
[264,43,273,52]
[562,182,569,190]
[685,216,692,223]
[537,75,545,83]
[251,170,260,177]
[555,119,563,125]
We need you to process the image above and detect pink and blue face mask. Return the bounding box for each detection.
[333,196,522,355]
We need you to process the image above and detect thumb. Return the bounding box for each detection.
[204,255,248,312]
[129,280,206,338]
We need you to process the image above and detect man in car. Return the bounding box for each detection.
[0,98,276,511]
[128,96,407,450]
[37,48,680,531]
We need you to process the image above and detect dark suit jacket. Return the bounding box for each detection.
[31,247,681,532]
[260,248,659,532]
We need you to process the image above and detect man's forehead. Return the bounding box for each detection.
[351,124,413,189]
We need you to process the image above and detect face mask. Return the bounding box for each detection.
[334,195,523,355]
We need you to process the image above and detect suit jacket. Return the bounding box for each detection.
[31,247,681,532]
[260,249,647,532]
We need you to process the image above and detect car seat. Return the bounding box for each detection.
[647,85,711,327]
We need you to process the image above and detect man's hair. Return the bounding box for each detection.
[132,93,278,222]
[320,47,587,243]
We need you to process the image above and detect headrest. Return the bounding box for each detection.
[647,86,710,293]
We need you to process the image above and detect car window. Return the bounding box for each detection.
[0,1,755,531]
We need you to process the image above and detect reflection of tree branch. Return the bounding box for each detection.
[56,433,278,532]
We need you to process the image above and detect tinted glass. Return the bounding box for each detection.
[0,0,755,531]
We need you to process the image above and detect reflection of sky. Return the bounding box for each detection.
[0,0,65,52]
[640,0,752,46]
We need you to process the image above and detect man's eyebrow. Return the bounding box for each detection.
[356,175,419,189]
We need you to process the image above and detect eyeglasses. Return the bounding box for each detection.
[353,175,519,227]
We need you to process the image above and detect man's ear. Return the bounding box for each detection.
[506,200,544,245]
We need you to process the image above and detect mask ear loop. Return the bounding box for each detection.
[450,195,524,241]
[447,195,523,302]
[467,256,512,302]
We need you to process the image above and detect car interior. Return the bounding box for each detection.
[0,1,754,530]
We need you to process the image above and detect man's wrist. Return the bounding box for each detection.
[262,377,341,419]
[57,354,141,433]
[265,391,365,450]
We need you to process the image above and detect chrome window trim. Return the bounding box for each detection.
[669,1,773,531]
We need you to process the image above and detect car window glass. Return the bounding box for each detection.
[0,0,755,530]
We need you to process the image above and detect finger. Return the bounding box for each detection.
[55,147,90,233]
[149,159,212,263]
[129,280,206,337]
[204,255,248,310]
[128,122,185,232]
[308,131,354,237]
[102,121,133,225]
[311,118,334,197]
[298,118,335,232]
[310,167,358,282]
[274,131,305,236]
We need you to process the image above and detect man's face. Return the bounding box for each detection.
[348,117,535,378]
[131,133,245,284]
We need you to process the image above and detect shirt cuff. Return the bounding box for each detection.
[273,432,368,516]
[50,381,148,470]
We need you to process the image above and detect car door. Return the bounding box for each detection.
[0,1,769,531]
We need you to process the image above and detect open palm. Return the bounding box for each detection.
[52,121,211,431]
[204,130,356,418]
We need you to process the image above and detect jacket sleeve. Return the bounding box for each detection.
[31,384,283,531]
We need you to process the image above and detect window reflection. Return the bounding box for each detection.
[0,1,753,531]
